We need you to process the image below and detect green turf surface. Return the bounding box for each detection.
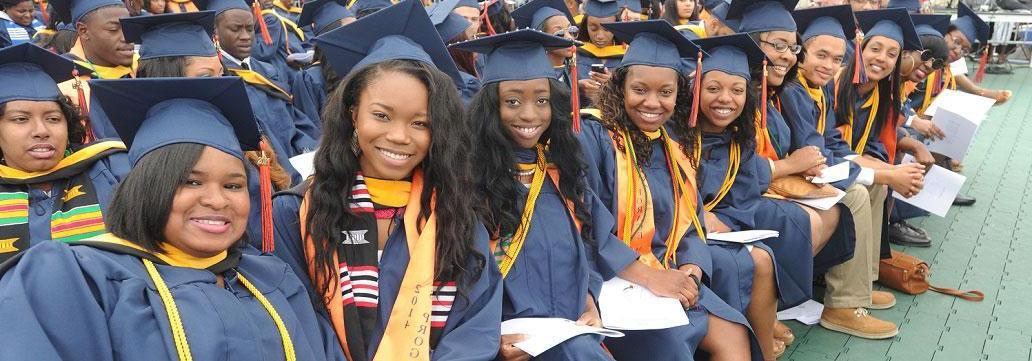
[782,68,1032,361]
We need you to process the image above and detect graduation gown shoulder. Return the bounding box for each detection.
[290,64,327,128]
[0,241,346,361]
[270,190,503,361]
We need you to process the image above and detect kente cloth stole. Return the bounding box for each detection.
[611,128,704,270]
[0,141,126,262]
[300,171,451,361]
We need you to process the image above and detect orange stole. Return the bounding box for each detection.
[165,0,199,13]
[300,170,437,361]
[611,129,703,270]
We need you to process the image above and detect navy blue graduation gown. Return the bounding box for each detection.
[291,64,327,130]
[502,151,617,360]
[574,48,622,107]
[459,71,481,107]
[0,241,345,361]
[699,131,813,310]
[780,81,861,190]
[844,91,889,162]
[224,59,318,166]
[252,12,307,83]
[270,192,504,361]
[576,118,760,360]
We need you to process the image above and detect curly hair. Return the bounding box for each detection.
[0,95,87,160]
[468,79,595,247]
[594,65,694,164]
[308,59,484,301]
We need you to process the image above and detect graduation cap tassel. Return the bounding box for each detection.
[852,29,864,85]
[39,0,50,26]
[481,0,496,36]
[258,140,275,253]
[760,59,768,130]
[974,45,989,84]
[688,51,702,128]
[253,1,273,45]
[71,69,95,143]
[568,54,582,133]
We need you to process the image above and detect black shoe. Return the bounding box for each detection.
[901,220,930,239]
[954,194,976,206]
[889,222,931,247]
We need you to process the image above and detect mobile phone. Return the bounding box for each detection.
[591,64,606,73]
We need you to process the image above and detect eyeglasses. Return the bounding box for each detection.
[945,33,972,56]
[553,26,579,38]
[759,39,802,55]
[916,49,945,69]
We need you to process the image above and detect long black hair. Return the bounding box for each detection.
[661,0,700,24]
[136,56,188,78]
[308,59,483,299]
[920,34,949,62]
[834,36,903,133]
[595,65,693,164]
[469,79,594,246]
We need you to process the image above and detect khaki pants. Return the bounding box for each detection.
[823,184,883,308]
[868,184,888,280]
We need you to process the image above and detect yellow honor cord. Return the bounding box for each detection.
[797,72,827,134]
[0,141,126,180]
[496,145,548,278]
[142,260,297,361]
[852,86,879,155]
[694,133,740,212]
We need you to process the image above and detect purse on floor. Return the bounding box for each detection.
[878,250,985,301]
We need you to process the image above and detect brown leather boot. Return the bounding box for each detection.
[819,307,898,339]
[869,291,896,310]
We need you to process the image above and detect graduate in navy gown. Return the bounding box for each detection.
[427,0,481,105]
[578,20,760,361]
[117,11,298,253]
[200,0,320,159]
[574,0,625,107]
[0,43,129,264]
[511,0,579,87]
[454,29,620,361]
[290,0,354,125]
[270,2,502,360]
[779,5,912,340]
[0,77,344,361]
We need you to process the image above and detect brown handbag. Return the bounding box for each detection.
[878,250,985,301]
[767,176,840,199]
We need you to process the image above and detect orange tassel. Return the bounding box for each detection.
[258,140,275,253]
[760,59,768,130]
[40,1,50,25]
[688,51,702,128]
[853,29,864,84]
[568,53,581,133]
[253,1,273,45]
[71,69,95,143]
[974,45,989,84]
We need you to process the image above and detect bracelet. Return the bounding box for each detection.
[768,158,776,176]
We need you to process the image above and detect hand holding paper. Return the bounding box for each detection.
[598,277,690,330]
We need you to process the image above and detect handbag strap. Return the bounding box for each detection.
[928,285,985,302]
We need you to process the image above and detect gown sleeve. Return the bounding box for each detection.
[0,242,114,361]
[431,224,502,361]
[779,85,860,189]
[585,187,638,291]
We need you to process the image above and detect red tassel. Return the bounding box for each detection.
[688,51,702,128]
[253,1,273,45]
[71,69,95,143]
[568,53,581,133]
[760,59,768,130]
[258,140,275,253]
[853,29,864,84]
[974,46,989,84]
[40,0,50,26]
[481,1,496,36]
